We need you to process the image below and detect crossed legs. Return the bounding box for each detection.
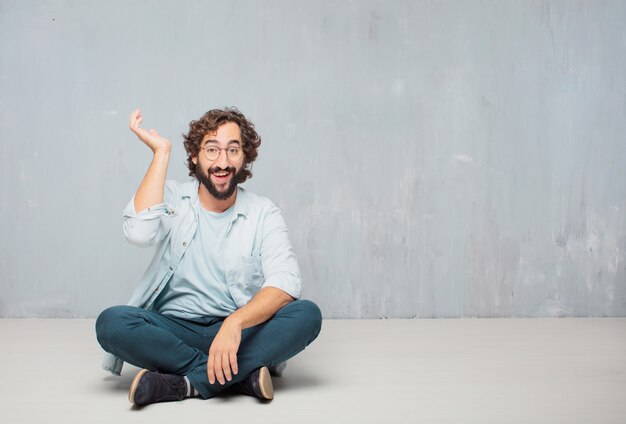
[96,300,322,399]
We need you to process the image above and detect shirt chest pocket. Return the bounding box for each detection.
[240,254,264,287]
[229,254,264,306]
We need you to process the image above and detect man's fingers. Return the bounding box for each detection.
[207,352,215,384]
[129,109,137,126]
[230,351,238,376]
[222,352,232,382]
[214,354,225,385]
[129,108,141,127]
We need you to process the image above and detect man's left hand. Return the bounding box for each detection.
[207,317,242,385]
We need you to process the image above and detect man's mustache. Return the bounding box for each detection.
[208,166,236,174]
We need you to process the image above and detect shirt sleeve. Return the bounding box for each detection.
[259,203,302,299]
[122,181,178,247]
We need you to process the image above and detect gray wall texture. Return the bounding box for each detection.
[1,0,625,318]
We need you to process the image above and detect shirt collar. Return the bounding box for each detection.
[181,180,249,220]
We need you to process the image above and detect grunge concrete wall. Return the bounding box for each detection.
[1,0,625,317]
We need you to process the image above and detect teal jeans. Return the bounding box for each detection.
[96,300,322,398]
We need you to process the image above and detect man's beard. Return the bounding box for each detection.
[195,165,245,201]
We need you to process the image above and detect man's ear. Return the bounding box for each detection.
[192,155,198,165]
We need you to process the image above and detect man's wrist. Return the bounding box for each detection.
[153,147,171,157]
[224,314,243,330]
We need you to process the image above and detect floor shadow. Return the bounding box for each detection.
[102,369,137,392]
[273,373,324,391]
[100,368,324,398]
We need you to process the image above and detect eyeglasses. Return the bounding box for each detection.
[202,145,243,162]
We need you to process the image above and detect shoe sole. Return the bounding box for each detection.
[129,369,149,404]
[258,366,274,400]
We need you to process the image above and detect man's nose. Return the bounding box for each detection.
[215,149,229,168]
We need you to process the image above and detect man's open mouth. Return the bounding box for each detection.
[211,170,232,183]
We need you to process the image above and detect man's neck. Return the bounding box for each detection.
[198,184,237,213]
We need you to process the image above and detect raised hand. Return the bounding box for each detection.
[129,108,171,153]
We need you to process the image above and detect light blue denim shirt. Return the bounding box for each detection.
[102,180,302,375]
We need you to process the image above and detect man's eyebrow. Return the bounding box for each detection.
[203,139,241,146]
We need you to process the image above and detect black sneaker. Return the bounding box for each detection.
[129,369,188,406]
[232,366,274,400]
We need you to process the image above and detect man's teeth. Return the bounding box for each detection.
[213,171,230,177]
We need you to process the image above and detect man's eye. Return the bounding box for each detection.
[207,148,219,154]
[228,148,240,154]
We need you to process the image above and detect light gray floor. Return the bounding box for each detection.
[1,318,625,423]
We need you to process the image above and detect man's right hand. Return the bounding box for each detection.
[129,108,171,153]
[128,108,171,213]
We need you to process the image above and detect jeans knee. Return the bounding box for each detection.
[95,305,130,349]
[296,300,322,339]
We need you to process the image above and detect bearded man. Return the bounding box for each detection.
[96,108,322,406]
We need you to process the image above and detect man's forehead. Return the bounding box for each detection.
[201,124,242,144]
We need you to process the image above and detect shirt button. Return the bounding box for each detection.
[169,266,173,271]
[183,242,187,246]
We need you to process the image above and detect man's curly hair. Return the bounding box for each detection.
[183,108,261,183]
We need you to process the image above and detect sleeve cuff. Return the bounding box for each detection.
[123,198,174,220]
[101,352,124,376]
[262,272,302,300]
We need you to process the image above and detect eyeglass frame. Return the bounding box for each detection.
[200,142,244,162]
